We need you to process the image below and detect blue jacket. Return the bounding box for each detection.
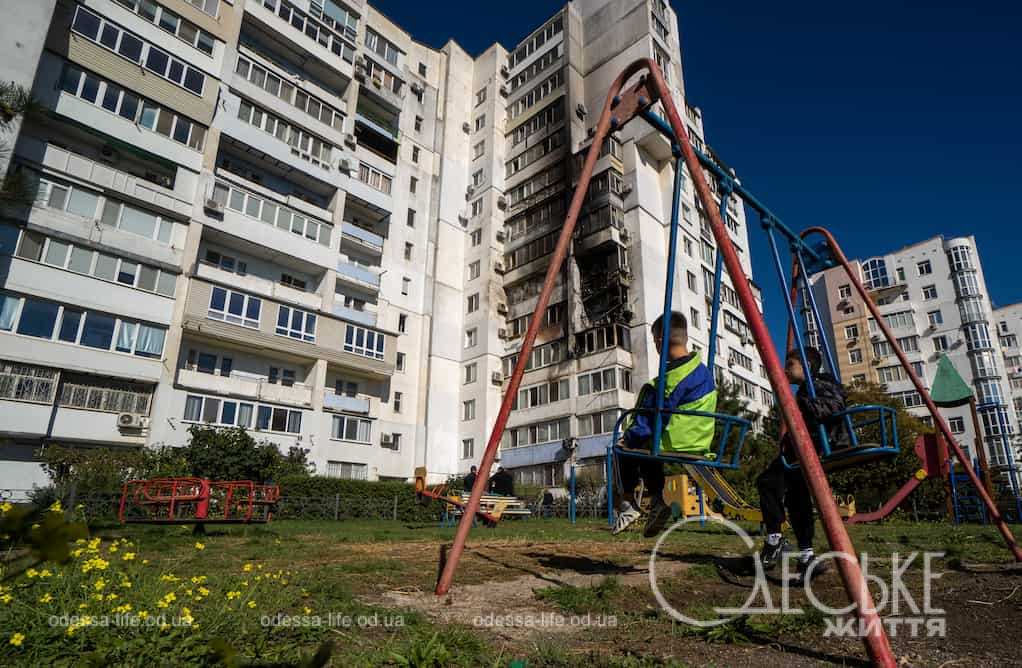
[623,352,716,451]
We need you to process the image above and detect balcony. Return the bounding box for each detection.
[332,303,378,327]
[323,391,371,415]
[242,0,354,84]
[196,261,323,311]
[336,260,381,291]
[340,222,384,256]
[177,368,312,407]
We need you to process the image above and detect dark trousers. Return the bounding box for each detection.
[617,454,665,502]
[757,455,815,549]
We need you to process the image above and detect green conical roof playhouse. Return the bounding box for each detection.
[930,354,974,408]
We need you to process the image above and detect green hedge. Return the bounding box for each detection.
[275,475,439,522]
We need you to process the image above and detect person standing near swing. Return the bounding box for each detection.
[756,346,846,577]
[612,311,717,536]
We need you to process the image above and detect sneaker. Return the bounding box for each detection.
[758,537,790,569]
[643,498,673,538]
[612,504,641,535]
[796,551,830,582]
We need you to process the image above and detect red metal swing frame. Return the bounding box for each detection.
[118,477,281,524]
[432,58,1022,667]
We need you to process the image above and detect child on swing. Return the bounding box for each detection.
[612,311,717,537]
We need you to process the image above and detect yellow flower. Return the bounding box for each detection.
[10,632,25,647]
[197,586,210,597]
[156,599,169,609]
[120,580,132,589]
[1,594,13,605]
[303,607,312,615]
[138,610,149,620]
[39,569,52,578]
[190,575,207,584]
[163,592,177,603]
[160,623,169,631]
[72,549,84,558]
[226,591,241,600]
[256,564,264,570]
[247,600,256,609]
[242,563,253,572]
[184,589,193,597]
[39,593,53,604]
[159,574,179,583]
[94,579,106,591]
[142,559,150,565]
[106,593,118,601]
[180,607,194,625]
[108,544,118,553]
[78,603,88,610]
[194,542,205,551]
[87,538,100,551]
[0,502,12,513]
[75,538,87,545]
[26,568,39,578]
[49,500,62,513]
[122,552,136,561]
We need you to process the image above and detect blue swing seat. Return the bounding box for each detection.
[782,404,900,472]
[610,407,752,471]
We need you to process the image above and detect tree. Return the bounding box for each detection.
[0,81,41,208]
[180,426,312,482]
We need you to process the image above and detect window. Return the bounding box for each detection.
[475,88,486,106]
[468,261,480,280]
[689,308,700,329]
[948,416,965,434]
[577,409,620,437]
[686,271,697,292]
[326,461,368,480]
[72,6,205,95]
[472,169,484,187]
[364,27,400,65]
[465,328,478,348]
[401,277,410,295]
[461,439,474,459]
[474,115,485,132]
[280,274,307,291]
[58,64,207,150]
[509,69,565,119]
[922,285,938,300]
[184,394,301,432]
[514,378,569,410]
[208,287,261,328]
[917,260,932,276]
[502,416,570,449]
[849,349,863,364]
[862,258,889,289]
[470,229,482,246]
[414,116,422,132]
[217,180,331,244]
[462,399,476,421]
[344,325,386,360]
[577,368,620,397]
[275,305,316,342]
[234,56,345,131]
[58,372,152,414]
[928,310,943,326]
[393,392,403,413]
[396,352,405,371]
[878,365,906,383]
[839,284,852,299]
[467,294,479,313]
[933,335,949,352]
[403,209,416,229]
[464,363,477,384]
[411,146,420,163]
[238,99,334,168]
[418,62,427,76]
[473,141,485,159]
[356,164,393,194]
[398,313,407,333]
[116,0,217,55]
[409,176,417,194]
[844,324,859,340]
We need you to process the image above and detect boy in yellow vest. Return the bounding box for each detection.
[612,311,717,536]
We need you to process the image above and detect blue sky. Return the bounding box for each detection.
[372,1,1022,346]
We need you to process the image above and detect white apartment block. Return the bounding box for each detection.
[0,0,772,496]
[992,302,1022,437]
[812,236,1021,471]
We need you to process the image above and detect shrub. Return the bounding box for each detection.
[275,475,439,522]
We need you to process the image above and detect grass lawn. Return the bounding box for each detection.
[2,516,1020,666]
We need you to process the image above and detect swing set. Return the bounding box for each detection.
[433,59,1022,667]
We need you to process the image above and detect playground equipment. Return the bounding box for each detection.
[434,58,1022,666]
[413,467,529,527]
[118,477,279,525]
[845,433,950,524]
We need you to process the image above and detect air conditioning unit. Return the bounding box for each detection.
[380,433,393,446]
[620,229,630,242]
[499,84,509,98]
[462,121,471,133]
[344,133,357,149]
[587,126,595,138]
[338,157,353,174]
[497,328,509,339]
[354,69,366,83]
[500,64,509,78]
[496,303,508,315]
[871,358,883,366]
[118,413,146,430]
[371,75,383,88]
[458,212,469,225]
[496,195,507,210]
[727,359,735,369]
[494,261,506,275]
[466,185,475,199]
[576,103,588,119]
[495,230,506,242]
[741,335,752,347]
[203,197,225,215]
[871,333,883,342]
[619,183,633,197]
[410,81,424,95]
[491,371,503,384]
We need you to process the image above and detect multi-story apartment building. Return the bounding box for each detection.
[812,236,1020,470]
[992,302,1022,437]
[0,0,773,496]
